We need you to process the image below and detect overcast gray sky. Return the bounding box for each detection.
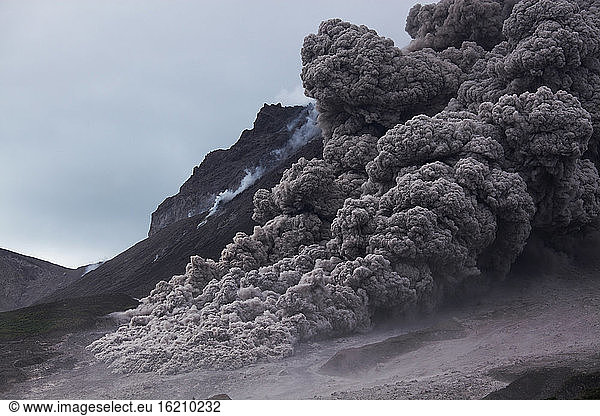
[0,0,422,268]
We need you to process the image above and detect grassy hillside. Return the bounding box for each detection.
[0,294,137,341]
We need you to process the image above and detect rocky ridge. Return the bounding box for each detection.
[149,103,318,236]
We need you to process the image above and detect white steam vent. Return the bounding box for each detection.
[271,103,321,160]
[82,261,103,276]
[198,167,266,227]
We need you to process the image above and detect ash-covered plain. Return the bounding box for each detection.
[80,0,600,392]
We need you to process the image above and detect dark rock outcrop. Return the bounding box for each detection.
[207,394,231,400]
[484,367,600,399]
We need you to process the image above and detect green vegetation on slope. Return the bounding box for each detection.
[0,294,138,341]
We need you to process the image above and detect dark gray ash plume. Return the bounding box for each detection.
[405,0,519,51]
[90,0,600,374]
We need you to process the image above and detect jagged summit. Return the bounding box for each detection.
[149,103,319,236]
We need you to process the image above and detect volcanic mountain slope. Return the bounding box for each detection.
[149,103,318,236]
[0,249,86,312]
[44,104,322,302]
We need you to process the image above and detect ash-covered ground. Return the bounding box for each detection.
[3,254,600,399]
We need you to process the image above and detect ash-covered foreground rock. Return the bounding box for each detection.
[89,0,600,374]
[484,367,600,400]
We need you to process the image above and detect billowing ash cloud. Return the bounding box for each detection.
[405,0,519,51]
[90,0,600,374]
